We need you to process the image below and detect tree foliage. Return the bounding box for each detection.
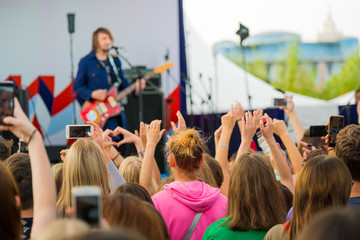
[225,42,360,100]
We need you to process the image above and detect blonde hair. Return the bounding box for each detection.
[119,156,142,184]
[119,156,158,194]
[168,129,204,172]
[56,139,110,217]
[37,219,90,240]
[51,162,63,178]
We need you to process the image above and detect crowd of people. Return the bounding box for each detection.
[1,25,360,239]
[0,88,359,240]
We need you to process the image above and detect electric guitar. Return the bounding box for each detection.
[80,62,174,128]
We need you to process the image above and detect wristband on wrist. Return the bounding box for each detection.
[111,152,120,161]
[27,129,37,144]
[218,143,229,149]
[138,150,145,158]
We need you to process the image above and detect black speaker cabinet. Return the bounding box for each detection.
[124,91,166,173]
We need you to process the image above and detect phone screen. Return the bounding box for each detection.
[69,125,92,138]
[19,140,28,153]
[328,116,344,147]
[0,83,14,125]
[76,195,100,227]
[273,98,287,108]
[310,125,328,137]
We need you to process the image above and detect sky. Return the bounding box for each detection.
[183,0,360,46]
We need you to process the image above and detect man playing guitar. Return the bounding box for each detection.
[74,27,145,134]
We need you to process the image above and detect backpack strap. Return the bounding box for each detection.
[183,212,203,240]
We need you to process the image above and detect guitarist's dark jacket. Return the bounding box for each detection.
[74,50,130,106]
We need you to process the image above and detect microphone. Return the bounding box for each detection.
[67,13,75,34]
[109,45,123,50]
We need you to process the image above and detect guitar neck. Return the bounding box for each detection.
[115,70,157,102]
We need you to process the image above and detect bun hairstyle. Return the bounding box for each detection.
[168,129,204,172]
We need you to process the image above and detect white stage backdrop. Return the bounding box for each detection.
[0,0,181,145]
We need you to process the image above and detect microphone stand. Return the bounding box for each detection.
[69,29,76,124]
[114,49,144,122]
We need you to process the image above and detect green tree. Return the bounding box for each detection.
[322,50,360,100]
[224,42,360,100]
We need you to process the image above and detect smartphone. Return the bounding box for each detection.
[0,82,15,125]
[310,125,328,137]
[19,139,28,153]
[273,98,287,108]
[65,124,94,139]
[328,115,344,147]
[72,186,101,228]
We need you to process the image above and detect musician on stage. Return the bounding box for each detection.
[74,27,145,133]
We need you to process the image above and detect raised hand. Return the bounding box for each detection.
[240,111,257,143]
[60,149,68,161]
[280,96,294,115]
[87,121,108,150]
[101,129,118,150]
[171,110,187,134]
[253,109,264,129]
[134,121,147,148]
[273,118,289,138]
[221,112,236,130]
[0,98,37,141]
[146,120,166,148]
[214,125,223,149]
[114,126,142,148]
[259,115,274,140]
[230,102,245,121]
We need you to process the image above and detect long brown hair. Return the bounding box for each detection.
[225,152,286,231]
[288,155,352,240]
[103,194,170,240]
[0,161,22,240]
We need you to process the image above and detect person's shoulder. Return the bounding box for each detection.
[264,224,287,240]
[349,196,360,206]
[151,188,170,202]
[80,51,96,62]
[202,217,228,240]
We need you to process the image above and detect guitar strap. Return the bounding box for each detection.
[108,54,122,85]
[98,60,112,86]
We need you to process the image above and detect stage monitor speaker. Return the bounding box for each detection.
[124,68,161,91]
[124,91,166,173]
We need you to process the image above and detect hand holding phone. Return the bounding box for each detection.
[328,115,344,147]
[273,98,287,108]
[0,82,15,126]
[19,139,28,153]
[72,186,101,228]
[66,124,94,139]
